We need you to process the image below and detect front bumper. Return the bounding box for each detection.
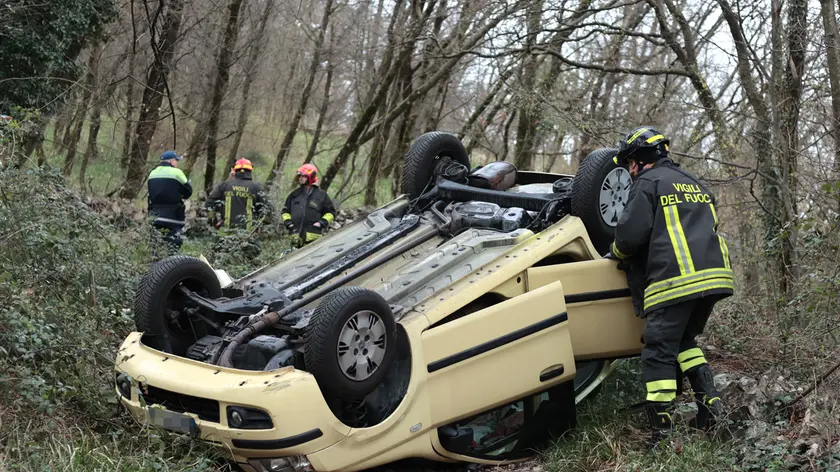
[115,332,350,461]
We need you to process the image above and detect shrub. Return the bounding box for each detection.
[0,167,229,469]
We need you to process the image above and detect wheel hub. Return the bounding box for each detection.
[599,167,631,227]
[337,310,387,381]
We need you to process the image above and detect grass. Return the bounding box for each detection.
[1,413,233,471]
[542,360,740,472]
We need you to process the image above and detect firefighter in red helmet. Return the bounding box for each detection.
[281,163,335,247]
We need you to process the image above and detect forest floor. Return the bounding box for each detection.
[0,167,838,472]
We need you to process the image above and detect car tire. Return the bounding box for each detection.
[573,359,610,401]
[570,147,630,254]
[305,287,397,400]
[134,255,222,355]
[401,131,471,199]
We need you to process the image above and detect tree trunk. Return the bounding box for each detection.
[53,114,66,153]
[181,12,232,176]
[225,0,273,172]
[370,44,417,204]
[363,123,388,206]
[63,48,100,177]
[202,0,246,194]
[181,110,209,175]
[512,0,542,170]
[718,0,779,294]
[413,0,449,133]
[80,102,102,188]
[122,19,138,168]
[385,57,418,199]
[386,106,412,198]
[318,0,423,191]
[777,0,807,298]
[81,41,124,188]
[321,1,522,190]
[266,0,334,187]
[120,0,186,200]
[304,49,336,165]
[360,0,388,108]
[501,109,517,161]
[60,100,81,152]
[819,0,840,212]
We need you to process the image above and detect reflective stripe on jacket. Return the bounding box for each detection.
[206,172,270,230]
[281,184,335,240]
[147,163,192,225]
[610,159,734,314]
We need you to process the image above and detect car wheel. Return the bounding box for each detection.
[134,255,222,356]
[570,147,630,254]
[401,131,471,199]
[305,287,397,400]
[573,360,610,401]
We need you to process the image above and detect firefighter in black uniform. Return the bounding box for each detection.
[607,127,734,445]
[206,158,271,258]
[206,158,271,231]
[147,150,192,252]
[281,163,336,247]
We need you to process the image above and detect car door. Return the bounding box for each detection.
[421,279,576,426]
[526,258,645,360]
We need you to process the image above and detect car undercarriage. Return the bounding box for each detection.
[117,131,642,472]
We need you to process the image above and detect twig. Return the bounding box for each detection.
[784,359,840,409]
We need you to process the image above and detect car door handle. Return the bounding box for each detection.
[539,364,565,382]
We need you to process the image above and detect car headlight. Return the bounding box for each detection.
[226,406,273,429]
[247,456,313,472]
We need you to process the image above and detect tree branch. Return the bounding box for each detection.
[532,47,691,77]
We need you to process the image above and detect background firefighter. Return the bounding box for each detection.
[606,126,734,446]
[146,150,192,253]
[281,163,335,247]
[206,158,271,257]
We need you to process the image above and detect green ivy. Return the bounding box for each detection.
[0,0,117,112]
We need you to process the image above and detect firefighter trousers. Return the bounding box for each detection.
[641,297,718,403]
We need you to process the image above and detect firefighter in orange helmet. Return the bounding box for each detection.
[281,163,335,246]
[206,158,271,231]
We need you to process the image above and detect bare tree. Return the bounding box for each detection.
[62,47,101,177]
[303,26,337,165]
[512,0,543,170]
[321,0,526,190]
[775,0,808,295]
[201,0,247,193]
[120,0,186,200]
[121,21,139,168]
[80,47,124,189]
[819,0,840,211]
[225,0,273,171]
[266,0,335,187]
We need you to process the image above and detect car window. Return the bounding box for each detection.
[441,390,562,460]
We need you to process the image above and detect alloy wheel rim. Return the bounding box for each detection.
[337,310,387,381]
[599,167,632,227]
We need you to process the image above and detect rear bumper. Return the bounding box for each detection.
[114,332,350,462]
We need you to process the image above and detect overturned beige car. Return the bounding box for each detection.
[115,132,643,472]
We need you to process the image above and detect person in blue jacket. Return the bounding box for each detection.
[147,150,192,251]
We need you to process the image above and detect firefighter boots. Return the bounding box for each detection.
[686,364,725,430]
[644,401,674,446]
